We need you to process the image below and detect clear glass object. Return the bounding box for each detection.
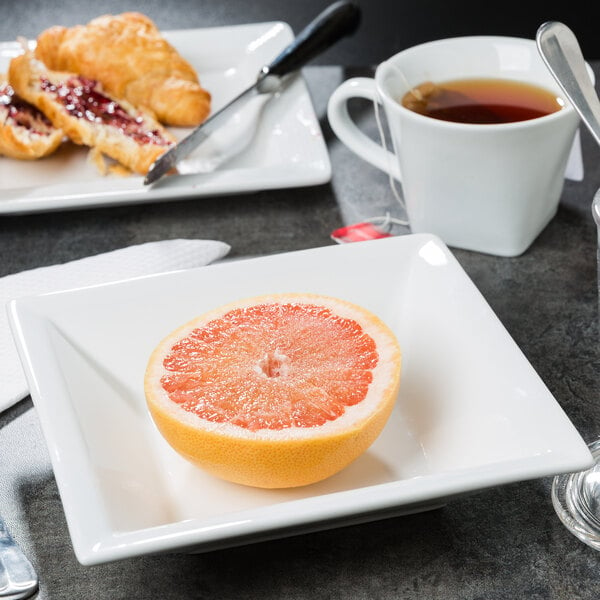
[550,190,600,550]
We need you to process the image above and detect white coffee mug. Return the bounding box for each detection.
[327,36,588,256]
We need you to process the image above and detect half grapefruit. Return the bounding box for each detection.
[144,293,401,488]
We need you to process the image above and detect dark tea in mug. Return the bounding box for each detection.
[400,78,562,124]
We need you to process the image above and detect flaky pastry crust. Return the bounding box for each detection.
[35,12,211,127]
[8,51,176,174]
[0,74,63,160]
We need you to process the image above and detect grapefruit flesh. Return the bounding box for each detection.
[144,293,402,488]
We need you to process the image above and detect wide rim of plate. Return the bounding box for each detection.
[0,22,331,215]
[8,234,593,565]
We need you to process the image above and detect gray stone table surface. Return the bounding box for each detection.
[2,30,600,600]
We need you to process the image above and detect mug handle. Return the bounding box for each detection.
[327,77,401,181]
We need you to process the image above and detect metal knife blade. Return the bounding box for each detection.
[144,85,260,185]
[144,0,361,185]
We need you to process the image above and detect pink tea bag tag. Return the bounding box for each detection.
[331,221,393,243]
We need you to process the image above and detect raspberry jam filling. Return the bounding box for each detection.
[40,76,172,146]
[0,83,53,135]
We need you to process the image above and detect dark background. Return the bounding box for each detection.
[0,0,598,63]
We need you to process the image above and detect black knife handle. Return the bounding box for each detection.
[263,1,361,78]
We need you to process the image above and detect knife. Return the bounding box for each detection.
[144,0,361,185]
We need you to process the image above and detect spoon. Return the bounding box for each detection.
[0,515,38,599]
[536,21,600,146]
[537,21,600,552]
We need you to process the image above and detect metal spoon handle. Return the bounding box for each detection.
[536,21,600,146]
[0,517,38,600]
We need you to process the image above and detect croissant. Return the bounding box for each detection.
[9,51,176,174]
[0,74,63,160]
[34,12,211,127]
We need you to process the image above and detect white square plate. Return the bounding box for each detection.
[8,234,592,565]
[0,23,331,214]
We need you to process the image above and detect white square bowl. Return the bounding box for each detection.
[8,234,592,564]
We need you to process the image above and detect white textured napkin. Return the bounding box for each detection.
[1,238,230,413]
